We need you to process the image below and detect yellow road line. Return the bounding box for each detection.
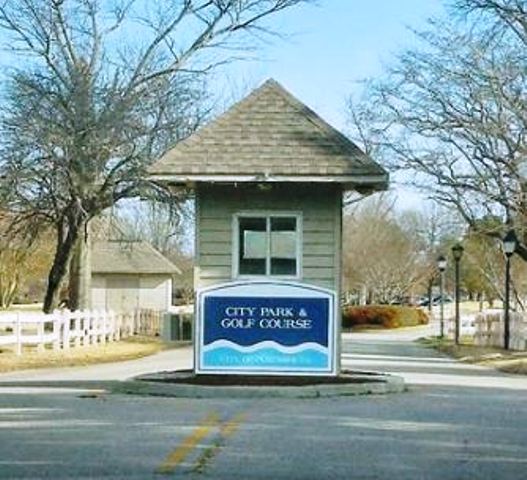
[220,412,247,438]
[192,412,248,474]
[156,412,220,475]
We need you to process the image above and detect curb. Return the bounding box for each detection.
[0,374,406,399]
[0,380,123,391]
[111,373,405,399]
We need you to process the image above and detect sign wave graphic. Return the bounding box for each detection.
[202,339,328,354]
[203,340,329,369]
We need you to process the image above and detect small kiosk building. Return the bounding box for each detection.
[150,79,388,376]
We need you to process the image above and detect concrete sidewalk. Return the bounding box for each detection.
[0,320,435,384]
[0,346,193,382]
[342,327,527,391]
[1,321,526,392]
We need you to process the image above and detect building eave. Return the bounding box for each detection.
[149,173,389,191]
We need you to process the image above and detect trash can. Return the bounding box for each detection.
[162,312,193,341]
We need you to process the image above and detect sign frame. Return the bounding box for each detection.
[195,280,337,376]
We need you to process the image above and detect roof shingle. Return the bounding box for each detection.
[91,240,180,275]
[149,79,387,189]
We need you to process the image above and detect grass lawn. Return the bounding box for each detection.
[418,336,527,375]
[2,303,44,312]
[0,336,186,373]
[460,300,503,314]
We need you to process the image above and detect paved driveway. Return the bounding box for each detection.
[1,325,527,479]
[1,322,525,392]
[343,329,527,391]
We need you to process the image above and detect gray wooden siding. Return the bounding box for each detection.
[196,183,341,291]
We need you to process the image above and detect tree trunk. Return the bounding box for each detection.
[43,219,84,313]
[68,222,91,311]
[427,277,433,313]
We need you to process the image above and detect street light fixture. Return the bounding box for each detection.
[437,255,447,338]
[503,229,517,350]
[451,243,464,345]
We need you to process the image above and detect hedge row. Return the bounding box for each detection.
[342,305,429,329]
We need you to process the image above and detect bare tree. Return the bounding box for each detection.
[347,0,527,258]
[454,0,527,44]
[116,200,193,255]
[0,0,312,312]
[114,199,196,304]
[343,194,430,304]
[0,213,54,308]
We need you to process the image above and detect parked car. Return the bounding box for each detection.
[418,295,453,307]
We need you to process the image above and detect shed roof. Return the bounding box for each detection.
[149,79,388,190]
[91,240,181,275]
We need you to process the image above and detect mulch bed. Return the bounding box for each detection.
[142,369,386,386]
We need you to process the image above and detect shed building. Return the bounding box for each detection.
[90,240,180,312]
[150,79,387,292]
[149,79,388,375]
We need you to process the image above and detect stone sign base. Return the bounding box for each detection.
[124,370,405,398]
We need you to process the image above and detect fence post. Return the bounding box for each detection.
[125,312,132,338]
[80,310,87,346]
[510,312,524,351]
[100,310,107,345]
[80,310,86,346]
[89,310,95,345]
[37,314,45,353]
[52,311,61,351]
[113,311,121,341]
[120,312,127,339]
[73,312,81,348]
[124,312,131,338]
[62,309,71,350]
[88,310,96,345]
[107,310,114,342]
[94,310,100,344]
[15,312,22,356]
[123,312,129,338]
[93,310,99,345]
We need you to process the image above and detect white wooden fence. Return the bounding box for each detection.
[446,315,477,337]
[473,311,527,350]
[0,309,151,355]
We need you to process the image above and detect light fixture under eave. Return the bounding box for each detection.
[437,255,447,271]
[503,229,518,256]
[451,243,464,261]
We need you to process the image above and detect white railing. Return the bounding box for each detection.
[0,309,138,355]
[473,311,527,351]
[446,315,477,337]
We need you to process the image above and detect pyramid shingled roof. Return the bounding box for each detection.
[91,240,180,275]
[149,79,388,190]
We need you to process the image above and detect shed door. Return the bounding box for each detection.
[106,276,140,312]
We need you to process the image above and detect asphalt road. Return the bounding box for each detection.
[1,328,527,480]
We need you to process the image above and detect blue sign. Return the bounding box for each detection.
[196,281,336,375]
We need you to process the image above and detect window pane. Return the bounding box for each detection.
[270,217,297,275]
[239,217,266,275]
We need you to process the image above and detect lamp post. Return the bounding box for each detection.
[437,255,447,338]
[502,230,517,350]
[451,243,464,345]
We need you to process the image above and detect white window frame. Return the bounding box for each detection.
[232,211,303,280]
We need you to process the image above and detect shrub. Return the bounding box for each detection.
[342,305,429,330]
